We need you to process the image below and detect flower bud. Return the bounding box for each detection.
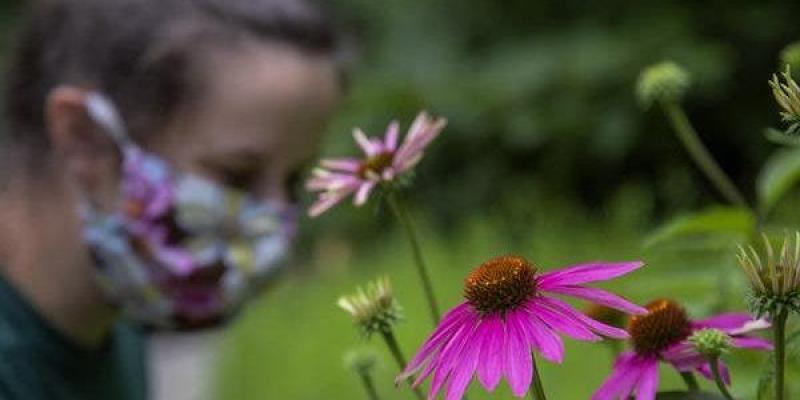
[343,347,379,375]
[689,328,731,359]
[338,277,403,338]
[636,61,691,109]
[781,41,800,73]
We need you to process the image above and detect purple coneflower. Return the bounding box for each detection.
[306,112,446,217]
[592,299,772,400]
[397,255,646,400]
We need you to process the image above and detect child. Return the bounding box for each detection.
[0,0,341,398]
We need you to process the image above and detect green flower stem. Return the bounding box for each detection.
[709,358,735,400]
[386,192,441,324]
[357,370,381,400]
[680,371,700,392]
[529,355,548,400]
[661,101,749,209]
[380,330,424,400]
[774,309,789,400]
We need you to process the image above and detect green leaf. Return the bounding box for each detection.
[765,127,800,146]
[757,148,800,215]
[644,206,755,248]
[655,391,725,399]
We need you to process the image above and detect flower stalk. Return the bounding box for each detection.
[680,372,700,392]
[386,191,441,324]
[773,309,788,400]
[529,355,548,400]
[661,101,748,209]
[380,330,424,400]
[709,358,735,400]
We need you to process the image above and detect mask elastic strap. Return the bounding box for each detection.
[85,92,133,148]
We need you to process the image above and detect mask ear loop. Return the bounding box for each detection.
[78,93,134,219]
[85,92,133,149]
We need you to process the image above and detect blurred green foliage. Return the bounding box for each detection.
[312,0,800,244]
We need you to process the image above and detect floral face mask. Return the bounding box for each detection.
[82,93,296,330]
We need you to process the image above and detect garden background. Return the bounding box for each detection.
[2,1,800,398]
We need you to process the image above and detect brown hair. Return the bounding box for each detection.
[3,0,340,172]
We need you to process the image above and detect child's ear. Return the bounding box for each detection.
[45,86,121,206]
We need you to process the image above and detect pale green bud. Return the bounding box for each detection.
[636,61,691,109]
[689,328,732,359]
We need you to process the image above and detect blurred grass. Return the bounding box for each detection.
[216,196,784,400]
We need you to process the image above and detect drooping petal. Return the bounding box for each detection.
[504,312,533,397]
[538,296,630,339]
[696,360,731,385]
[321,158,362,173]
[692,313,757,331]
[518,307,564,363]
[444,325,482,400]
[400,303,474,381]
[526,301,601,341]
[542,285,646,315]
[477,315,505,391]
[384,121,400,152]
[353,128,380,156]
[353,182,377,206]
[428,317,480,400]
[308,188,356,217]
[592,352,646,400]
[635,360,660,400]
[661,342,706,372]
[732,336,774,351]
[537,262,644,288]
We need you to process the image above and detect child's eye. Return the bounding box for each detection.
[221,168,260,190]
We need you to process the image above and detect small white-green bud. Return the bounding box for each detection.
[343,347,379,375]
[338,277,403,338]
[689,328,732,359]
[636,61,691,109]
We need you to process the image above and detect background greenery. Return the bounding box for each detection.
[3,0,800,399]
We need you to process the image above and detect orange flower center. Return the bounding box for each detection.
[628,299,692,356]
[464,255,537,316]
[358,152,394,179]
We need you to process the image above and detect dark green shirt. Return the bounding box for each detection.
[0,277,147,400]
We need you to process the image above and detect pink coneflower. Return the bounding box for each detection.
[306,112,446,217]
[592,299,772,400]
[396,255,647,399]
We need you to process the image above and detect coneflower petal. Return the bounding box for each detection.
[400,303,472,382]
[504,314,533,397]
[543,285,646,315]
[477,315,504,391]
[692,313,757,332]
[384,121,400,152]
[591,352,643,400]
[354,182,376,206]
[732,336,773,350]
[538,296,630,339]
[697,361,731,385]
[320,158,361,173]
[521,311,564,363]
[635,361,659,400]
[444,330,481,400]
[537,262,644,288]
[527,302,601,341]
[428,316,479,399]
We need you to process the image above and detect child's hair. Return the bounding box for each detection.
[3,0,340,173]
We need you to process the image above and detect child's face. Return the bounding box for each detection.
[150,42,341,206]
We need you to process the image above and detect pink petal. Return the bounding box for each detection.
[732,336,773,351]
[444,326,482,400]
[537,262,644,288]
[696,360,731,385]
[592,352,645,400]
[543,285,646,315]
[635,360,659,400]
[477,315,505,391]
[307,189,355,217]
[537,296,630,339]
[400,303,473,381]
[427,315,480,399]
[692,313,757,331]
[526,301,601,341]
[353,182,376,206]
[504,313,533,397]
[353,128,380,156]
[321,158,362,173]
[518,308,564,363]
[384,121,400,152]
